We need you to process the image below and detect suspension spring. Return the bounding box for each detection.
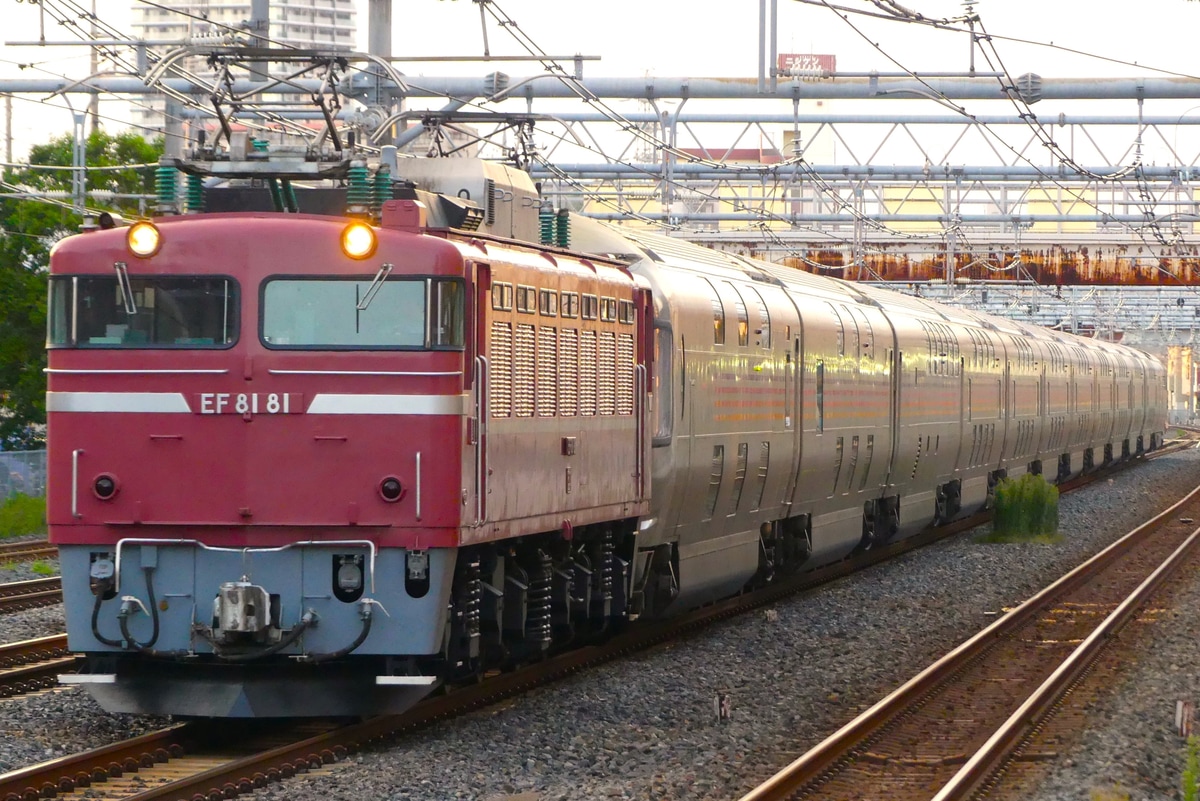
[527,550,553,650]
[596,529,614,607]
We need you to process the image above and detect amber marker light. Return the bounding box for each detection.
[341,222,377,259]
[126,221,162,257]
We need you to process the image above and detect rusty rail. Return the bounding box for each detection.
[738,475,1200,801]
[0,540,56,563]
[0,450,1173,801]
[0,577,62,614]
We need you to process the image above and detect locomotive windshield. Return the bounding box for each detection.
[48,275,238,348]
[261,277,464,349]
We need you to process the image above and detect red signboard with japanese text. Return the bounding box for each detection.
[777,53,836,76]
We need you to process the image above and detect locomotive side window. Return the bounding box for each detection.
[600,297,617,322]
[539,289,558,317]
[618,299,636,325]
[561,292,579,318]
[48,275,238,348]
[516,285,537,314]
[433,280,465,347]
[261,278,446,349]
[491,282,513,311]
[581,294,599,320]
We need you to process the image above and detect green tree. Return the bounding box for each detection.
[0,130,162,449]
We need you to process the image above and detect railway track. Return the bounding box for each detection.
[0,449,1185,801]
[0,539,56,564]
[0,635,77,698]
[737,470,1200,800]
[0,577,62,613]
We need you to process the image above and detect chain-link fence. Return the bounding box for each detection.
[0,450,46,499]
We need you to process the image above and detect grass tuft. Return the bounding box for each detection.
[1184,735,1200,801]
[0,493,47,539]
[978,473,1060,543]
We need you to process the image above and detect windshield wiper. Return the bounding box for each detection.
[356,263,394,311]
[113,262,137,315]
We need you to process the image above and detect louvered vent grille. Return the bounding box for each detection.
[580,330,598,416]
[537,326,557,417]
[617,332,635,415]
[598,331,617,415]
[490,321,512,418]
[514,324,536,417]
[559,328,578,416]
[484,177,496,226]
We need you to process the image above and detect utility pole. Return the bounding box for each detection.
[368,0,397,144]
[87,0,99,135]
[4,94,11,165]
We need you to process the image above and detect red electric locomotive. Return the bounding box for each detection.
[48,154,652,716]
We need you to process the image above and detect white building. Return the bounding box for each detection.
[130,1,357,132]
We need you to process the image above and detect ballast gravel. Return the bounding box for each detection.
[4,451,1200,799]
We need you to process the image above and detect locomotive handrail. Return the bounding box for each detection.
[71,448,83,519]
[635,364,647,499]
[415,452,423,521]
[113,538,378,594]
[474,355,490,525]
[266,369,463,377]
[46,368,231,374]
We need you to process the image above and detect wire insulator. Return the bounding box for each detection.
[346,164,372,216]
[185,175,204,214]
[555,209,570,248]
[372,166,392,218]
[154,166,179,215]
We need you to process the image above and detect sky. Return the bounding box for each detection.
[2,0,1200,161]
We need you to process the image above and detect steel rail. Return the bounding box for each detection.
[738,467,1200,801]
[0,656,82,698]
[0,449,1172,801]
[0,540,56,563]
[0,635,69,668]
[0,577,62,614]
[0,726,196,801]
[932,521,1200,800]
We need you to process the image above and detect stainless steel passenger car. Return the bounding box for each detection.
[572,218,1166,614]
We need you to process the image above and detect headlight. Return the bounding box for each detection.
[341,222,377,259]
[126,221,162,257]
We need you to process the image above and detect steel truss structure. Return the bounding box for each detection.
[9,28,1200,339]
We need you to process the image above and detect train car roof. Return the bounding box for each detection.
[571,216,1157,360]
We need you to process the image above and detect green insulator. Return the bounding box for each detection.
[155,166,179,214]
[266,178,284,213]
[540,209,555,245]
[281,179,299,214]
[373,167,392,216]
[555,209,570,248]
[346,164,372,214]
[185,174,204,214]
[251,139,269,152]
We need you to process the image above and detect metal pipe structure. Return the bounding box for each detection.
[5,75,1200,102]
